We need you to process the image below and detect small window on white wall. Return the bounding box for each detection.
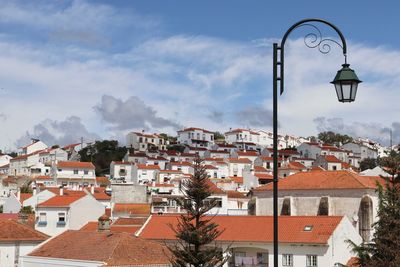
[282,254,293,266]
[306,255,317,267]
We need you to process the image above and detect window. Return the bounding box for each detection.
[332,165,337,170]
[73,169,78,174]
[306,255,317,267]
[38,212,47,226]
[57,213,66,226]
[84,170,89,175]
[58,168,62,172]
[257,252,268,265]
[282,254,293,266]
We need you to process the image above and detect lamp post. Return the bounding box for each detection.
[272,19,361,267]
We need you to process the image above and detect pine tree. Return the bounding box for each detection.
[168,157,229,267]
[366,152,400,267]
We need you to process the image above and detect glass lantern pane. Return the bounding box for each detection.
[335,84,343,101]
[350,83,358,101]
[341,82,352,101]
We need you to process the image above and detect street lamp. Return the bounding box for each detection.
[272,19,361,267]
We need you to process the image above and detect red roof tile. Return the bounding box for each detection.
[38,195,85,207]
[57,161,95,169]
[230,176,243,184]
[254,171,387,191]
[29,230,171,265]
[227,158,251,164]
[226,190,247,199]
[140,215,343,244]
[137,164,160,170]
[324,155,342,163]
[0,219,49,241]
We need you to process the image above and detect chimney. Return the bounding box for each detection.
[90,186,95,194]
[98,214,110,231]
[59,187,64,196]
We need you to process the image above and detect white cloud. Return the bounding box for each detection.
[0,3,400,150]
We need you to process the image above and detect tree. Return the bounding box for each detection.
[20,182,33,193]
[359,158,377,171]
[168,158,229,267]
[317,131,353,146]
[20,205,34,214]
[213,132,225,141]
[365,153,400,267]
[79,140,127,176]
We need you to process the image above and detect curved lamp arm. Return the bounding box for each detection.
[276,18,348,94]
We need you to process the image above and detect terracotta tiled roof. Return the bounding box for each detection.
[159,170,182,174]
[62,143,80,150]
[324,155,342,163]
[178,127,213,134]
[280,162,307,170]
[230,176,243,184]
[170,161,193,167]
[227,158,251,164]
[254,166,268,172]
[237,151,259,156]
[90,187,111,201]
[311,166,326,171]
[80,221,98,231]
[57,161,95,169]
[137,164,160,170]
[113,217,148,226]
[113,203,151,215]
[226,190,247,199]
[0,213,19,220]
[35,175,52,180]
[0,219,49,241]
[29,230,171,266]
[38,195,85,207]
[254,171,387,191]
[203,164,218,170]
[255,173,273,180]
[110,225,142,234]
[205,179,225,195]
[96,176,110,185]
[347,257,360,267]
[140,215,343,244]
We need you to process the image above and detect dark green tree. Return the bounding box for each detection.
[365,153,400,267]
[168,158,229,267]
[213,132,225,141]
[79,140,127,176]
[20,205,35,214]
[20,182,33,193]
[318,131,353,146]
[359,158,378,171]
[167,144,186,153]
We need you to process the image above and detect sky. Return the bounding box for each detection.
[1,0,400,151]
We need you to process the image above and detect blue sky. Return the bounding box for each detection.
[0,0,400,150]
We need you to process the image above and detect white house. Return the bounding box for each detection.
[133,164,161,184]
[8,152,46,177]
[224,128,260,146]
[19,139,48,156]
[110,161,135,183]
[177,127,215,149]
[38,147,68,165]
[226,158,252,177]
[342,142,378,160]
[126,131,168,152]
[52,161,96,188]
[0,219,48,267]
[35,191,105,236]
[139,215,362,267]
[313,155,343,171]
[0,153,12,167]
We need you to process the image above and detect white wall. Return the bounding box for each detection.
[20,256,104,267]
[0,242,43,267]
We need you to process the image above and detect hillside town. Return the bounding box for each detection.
[0,127,397,267]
